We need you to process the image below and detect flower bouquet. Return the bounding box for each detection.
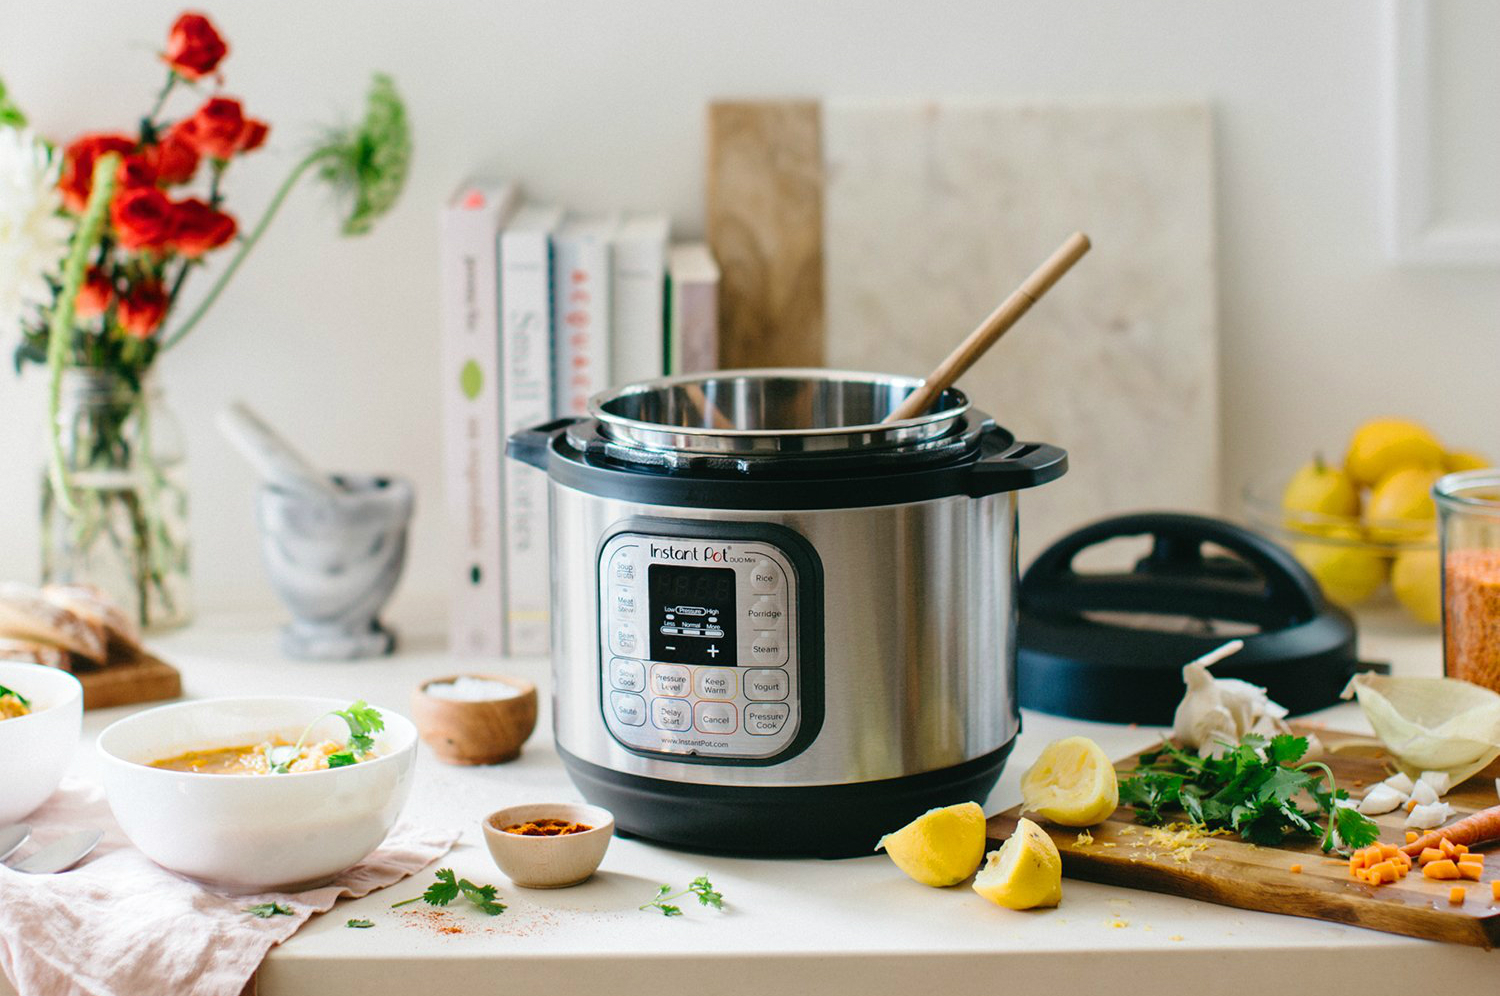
[0,11,410,628]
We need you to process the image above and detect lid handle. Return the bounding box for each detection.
[506,417,583,471]
[964,429,1068,497]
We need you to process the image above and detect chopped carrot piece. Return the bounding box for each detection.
[1441,838,1458,858]
[1454,843,1470,856]
[1406,799,1418,812]
[1458,852,1484,866]
[1492,880,1500,900]
[1419,847,1445,865]
[1290,863,1303,874]
[1369,860,1397,883]
[1406,831,1420,844]
[1459,862,1483,881]
[1449,886,1466,904]
[1379,843,1401,860]
[1423,859,1461,880]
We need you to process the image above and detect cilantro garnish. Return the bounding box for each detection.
[1117,733,1379,853]
[243,902,294,918]
[272,700,384,773]
[639,876,724,917]
[0,683,30,707]
[391,868,506,916]
[345,918,374,928]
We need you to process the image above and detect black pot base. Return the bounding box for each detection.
[557,741,1015,859]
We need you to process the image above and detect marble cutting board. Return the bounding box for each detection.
[822,99,1219,564]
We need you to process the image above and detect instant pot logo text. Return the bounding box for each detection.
[649,543,757,564]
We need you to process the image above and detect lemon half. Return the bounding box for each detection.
[875,801,986,887]
[1020,736,1119,827]
[973,817,1062,909]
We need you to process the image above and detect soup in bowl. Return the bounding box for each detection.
[98,696,417,892]
[0,662,83,824]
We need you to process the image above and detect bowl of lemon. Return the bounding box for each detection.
[1244,417,1489,625]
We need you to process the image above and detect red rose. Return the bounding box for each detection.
[148,130,201,185]
[174,97,269,161]
[168,198,237,257]
[118,282,170,339]
[117,154,158,191]
[74,270,115,319]
[58,134,135,213]
[161,13,227,80]
[110,187,175,251]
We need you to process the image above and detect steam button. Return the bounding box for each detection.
[651,697,692,732]
[610,691,646,727]
[748,636,786,664]
[749,558,781,594]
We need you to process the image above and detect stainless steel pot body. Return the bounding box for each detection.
[548,481,1021,788]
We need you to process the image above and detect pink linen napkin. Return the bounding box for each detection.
[0,778,460,996]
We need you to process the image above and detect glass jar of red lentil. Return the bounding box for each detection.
[1437,471,1500,691]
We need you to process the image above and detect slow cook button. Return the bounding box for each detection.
[610,621,643,658]
[694,700,738,735]
[744,702,791,736]
[650,663,691,698]
[749,558,781,594]
[695,667,736,700]
[748,635,785,664]
[609,657,646,693]
[746,597,785,630]
[610,691,646,727]
[651,697,692,732]
[743,668,789,702]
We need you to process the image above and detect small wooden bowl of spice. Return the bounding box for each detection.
[482,802,614,889]
[411,675,537,765]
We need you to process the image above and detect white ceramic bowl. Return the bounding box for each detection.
[0,663,83,824]
[482,802,615,888]
[98,696,417,892]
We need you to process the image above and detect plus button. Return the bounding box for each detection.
[706,645,720,658]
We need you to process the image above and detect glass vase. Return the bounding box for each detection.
[40,368,191,631]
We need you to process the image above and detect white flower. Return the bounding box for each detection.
[0,128,71,336]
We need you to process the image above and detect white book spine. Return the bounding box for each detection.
[552,233,612,417]
[499,225,554,656]
[611,228,668,386]
[438,189,513,657]
[669,243,721,374]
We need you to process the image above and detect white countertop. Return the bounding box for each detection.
[13,605,1499,994]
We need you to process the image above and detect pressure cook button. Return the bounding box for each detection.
[695,667,736,700]
[610,548,639,584]
[650,663,692,698]
[610,691,646,727]
[743,668,789,701]
[651,697,692,732]
[746,597,785,629]
[694,700,738,735]
[744,702,791,735]
[609,658,646,693]
[748,636,786,664]
[749,558,781,594]
[610,621,643,658]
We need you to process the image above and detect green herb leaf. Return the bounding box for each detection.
[327,752,357,768]
[392,868,505,915]
[422,868,461,907]
[244,903,293,919]
[640,877,724,916]
[0,683,31,708]
[1266,734,1309,766]
[345,918,374,929]
[1333,804,1381,851]
[457,877,506,915]
[688,876,724,909]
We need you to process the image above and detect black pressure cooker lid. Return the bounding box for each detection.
[1016,512,1368,725]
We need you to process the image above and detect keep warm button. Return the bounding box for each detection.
[744,702,790,736]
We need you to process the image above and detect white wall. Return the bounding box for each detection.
[2,0,1497,616]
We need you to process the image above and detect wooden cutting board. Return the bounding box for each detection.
[75,650,182,710]
[987,728,1500,947]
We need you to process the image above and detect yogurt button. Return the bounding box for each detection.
[743,668,789,702]
[744,702,791,735]
[694,700,738,735]
[749,559,781,594]
[651,697,692,732]
[610,691,646,727]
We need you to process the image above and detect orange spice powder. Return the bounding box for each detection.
[1444,549,1500,691]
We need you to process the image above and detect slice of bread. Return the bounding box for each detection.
[0,583,107,664]
[0,636,75,671]
[41,583,141,659]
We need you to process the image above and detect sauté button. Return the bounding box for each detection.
[610,691,646,726]
[695,667,736,700]
[609,658,646,693]
[744,702,791,735]
[749,558,781,594]
[694,700,738,735]
[743,668,789,701]
[651,697,692,732]
[650,663,692,698]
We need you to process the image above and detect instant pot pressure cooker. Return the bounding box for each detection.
[508,370,1066,856]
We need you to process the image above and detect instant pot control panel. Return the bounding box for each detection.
[597,520,823,764]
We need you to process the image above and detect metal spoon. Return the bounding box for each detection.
[8,829,103,874]
[0,824,31,863]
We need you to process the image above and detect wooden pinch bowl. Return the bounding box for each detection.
[411,674,537,765]
[482,802,615,889]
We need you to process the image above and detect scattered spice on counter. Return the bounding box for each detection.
[1289,863,1302,874]
[499,818,593,836]
[1168,935,1184,942]
[1108,918,1129,929]
[1444,549,1500,692]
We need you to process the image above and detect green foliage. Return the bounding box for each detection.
[243,903,293,918]
[315,73,411,236]
[345,918,374,928]
[0,683,31,707]
[0,76,26,127]
[640,876,725,916]
[391,868,505,916]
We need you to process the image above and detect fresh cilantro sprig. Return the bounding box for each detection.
[243,902,294,918]
[0,683,30,707]
[345,918,374,929]
[272,700,384,773]
[1118,733,1378,853]
[640,876,724,917]
[391,868,506,916]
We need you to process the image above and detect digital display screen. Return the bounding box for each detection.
[648,565,738,665]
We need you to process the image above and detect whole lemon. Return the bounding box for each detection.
[1344,418,1444,488]
[1445,451,1491,473]
[1292,525,1388,608]
[1280,457,1360,531]
[1391,548,1442,625]
[1365,466,1441,544]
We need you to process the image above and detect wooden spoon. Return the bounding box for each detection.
[882,231,1091,423]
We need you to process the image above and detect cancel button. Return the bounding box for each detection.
[743,668,789,702]
[744,702,790,736]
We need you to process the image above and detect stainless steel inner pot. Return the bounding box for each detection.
[588,368,970,457]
